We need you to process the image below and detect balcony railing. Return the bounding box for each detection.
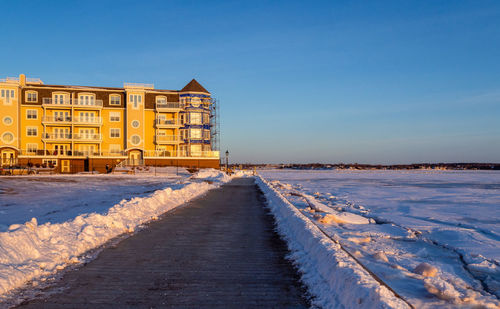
[42,98,103,108]
[42,98,72,107]
[18,149,127,157]
[73,117,103,125]
[42,116,72,124]
[155,119,181,126]
[144,150,219,158]
[42,116,102,125]
[124,82,154,89]
[42,133,72,140]
[155,135,182,144]
[42,133,102,142]
[73,99,103,108]
[156,102,183,110]
[73,133,102,142]
[17,149,219,158]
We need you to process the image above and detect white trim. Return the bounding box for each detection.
[26,109,38,120]
[109,94,121,106]
[110,128,121,138]
[26,126,38,137]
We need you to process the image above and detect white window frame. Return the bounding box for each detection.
[190,128,202,139]
[109,112,120,122]
[109,144,121,154]
[26,126,38,137]
[26,109,38,120]
[110,128,121,138]
[26,91,38,103]
[26,143,38,154]
[156,96,167,104]
[78,93,96,106]
[109,94,121,106]
[1,89,15,105]
[190,112,202,124]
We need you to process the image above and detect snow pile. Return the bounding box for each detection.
[255,175,410,309]
[0,170,232,297]
[260,169,500,307]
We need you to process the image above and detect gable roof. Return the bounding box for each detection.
[181,79,209,93]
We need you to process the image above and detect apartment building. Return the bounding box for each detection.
[0,74,219,173]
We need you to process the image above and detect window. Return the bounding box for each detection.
[1,132,14,143]
[156,96,167,104]
[27,127,38,137]
[129,94,141,109]
[109,112,120,122]
[26,91,38,103]
[190,129,202,139]
[131,120,140,128]
[27,109,38,119]
[190,112,202,124]
[27,143,38,154]
[110,128,120,138]
[42,159,58,167]
[109,144,121,154]
[203,130,210,139]
[3,116,12,125]
[110,95,121,106]
[131,135,141,145]
[1,89,15,104]
[190,145,202,156]
[53,93,69,105]
[78,93,95,106]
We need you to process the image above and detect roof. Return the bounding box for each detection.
[181,79,209,93]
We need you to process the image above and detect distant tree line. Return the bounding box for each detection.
[232,163,500,170]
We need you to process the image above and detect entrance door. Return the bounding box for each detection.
[129,150,142,166]
[1,150,15,167]
[61,160,70,173]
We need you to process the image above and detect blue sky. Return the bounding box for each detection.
[2,1,499,164]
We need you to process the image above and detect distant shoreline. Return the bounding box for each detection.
[235,163,500,171]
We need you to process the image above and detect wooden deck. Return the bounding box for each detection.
[18,178,309,308]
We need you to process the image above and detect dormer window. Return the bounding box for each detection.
[110,94,121,106]
[156,96,167,104]
[26,91,38,103]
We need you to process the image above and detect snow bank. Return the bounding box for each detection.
[0,170,232,297]
[255,175,410,309]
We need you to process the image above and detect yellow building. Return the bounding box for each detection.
[0,74,219,173]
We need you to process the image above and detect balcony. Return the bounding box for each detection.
[155,118,181,128]
[155,135,182,144]
[42,98,103,109]
[42,133,72,141]
[42,98,72,108]
[73,116,103,125]
[42,116,72,125]
[144,150,220,158]
[156,102,183,111]
[73,133,102,142]
[73,99,103,109]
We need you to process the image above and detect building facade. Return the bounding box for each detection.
[0,74,219,173]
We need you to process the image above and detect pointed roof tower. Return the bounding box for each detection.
[181,79,209,93]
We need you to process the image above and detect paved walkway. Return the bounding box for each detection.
[18,178,309,308]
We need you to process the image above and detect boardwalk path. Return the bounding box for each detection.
[19,178,309,308]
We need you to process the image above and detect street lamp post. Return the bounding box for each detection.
[225,150,229,172]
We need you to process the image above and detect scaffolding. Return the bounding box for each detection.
[210,98,220,153]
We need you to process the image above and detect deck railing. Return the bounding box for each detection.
[156,102,183,109]
[42,98,103,108]
[155,135,182,143]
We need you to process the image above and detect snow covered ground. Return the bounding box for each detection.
[0,169,235,303]
[259,169,500,308]
[0,169,191,231]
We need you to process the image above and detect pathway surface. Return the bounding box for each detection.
[18,178,309,308]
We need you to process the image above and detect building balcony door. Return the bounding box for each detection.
[61,160,70,173]
[1,149,16,167]
[129,150,143,166]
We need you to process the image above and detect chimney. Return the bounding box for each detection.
[19,74,26,86]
